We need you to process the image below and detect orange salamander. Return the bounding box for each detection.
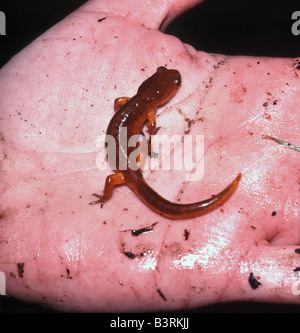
[90,66,241,219]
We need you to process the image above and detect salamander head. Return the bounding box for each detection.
[137,66,181,106]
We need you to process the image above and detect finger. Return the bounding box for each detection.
[82,0,204,30]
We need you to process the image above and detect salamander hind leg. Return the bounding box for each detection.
[89,172,126,208]
[114,97,131,111]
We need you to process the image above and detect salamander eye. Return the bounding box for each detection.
[173,76,181,86]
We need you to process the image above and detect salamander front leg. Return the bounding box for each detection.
[147,110,156,135]
[89,172,126,208]
[147,109,160,158]
[114,97,131,111]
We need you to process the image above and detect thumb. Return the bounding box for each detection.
[82,0,204,31]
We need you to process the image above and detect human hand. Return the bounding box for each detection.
[0,0,299,312]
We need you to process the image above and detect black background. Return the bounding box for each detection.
[0,0,300,313]
[1,0,300,68]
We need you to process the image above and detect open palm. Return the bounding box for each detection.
[0,0,299,311]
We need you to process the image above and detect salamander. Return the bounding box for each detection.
[90,66,241,219]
